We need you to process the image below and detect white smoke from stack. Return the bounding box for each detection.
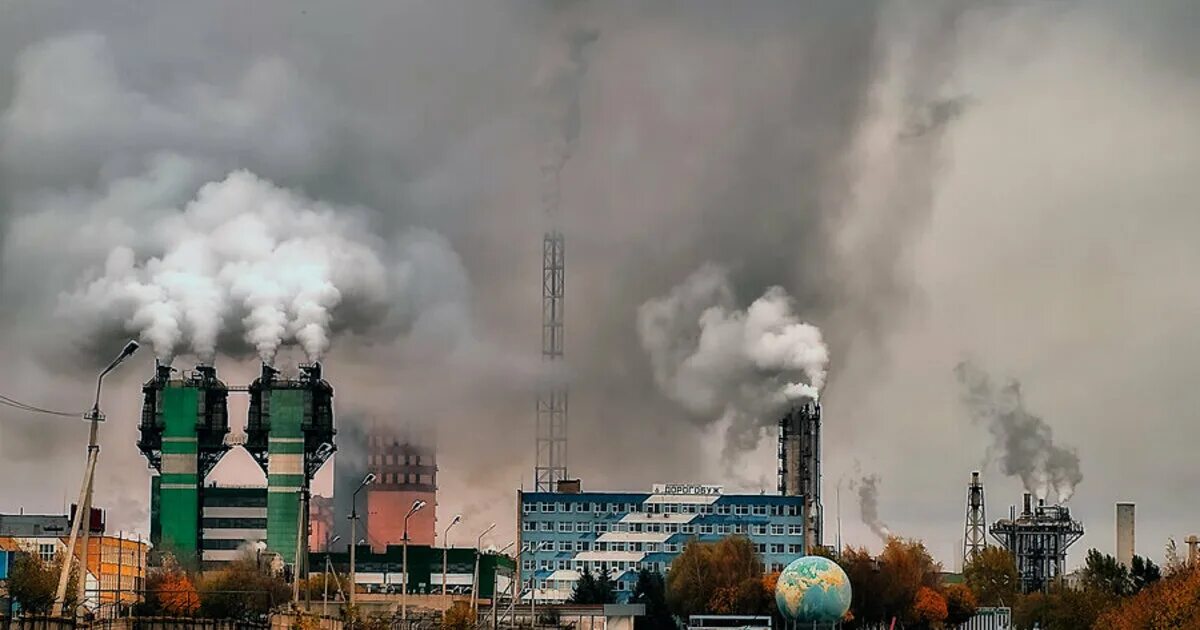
[637,264,829,455]
[535,27,599,219]
[62,170,395,363]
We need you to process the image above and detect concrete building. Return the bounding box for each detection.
[1116,502,1135,569]
[309,495,336,552]
[311,544,513,602]
[365,428,437,550]
[517,484,806,603]
[0,511,147,613]
[198,485,268,567]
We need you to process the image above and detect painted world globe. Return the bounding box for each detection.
[774,556,853,624]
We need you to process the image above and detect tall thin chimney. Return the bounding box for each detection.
[1116,503,1135,569]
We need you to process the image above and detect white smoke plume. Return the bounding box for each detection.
[535,27,599,219]
[954,360,1083,502]
[851,473,893,544]
[637,264,829,454]
[59,170,436,364]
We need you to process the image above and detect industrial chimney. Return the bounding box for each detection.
[1116,502,1135,569]
[778,399,822,553]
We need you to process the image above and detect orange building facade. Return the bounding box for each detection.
[365,430,437,551]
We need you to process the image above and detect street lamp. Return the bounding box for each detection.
[401,499,427,623]
[442,514,462,608]
[54,340,139,617]
[349,473,375,606]
[471,523,497,617]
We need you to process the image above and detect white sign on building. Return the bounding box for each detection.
[651,483,723,496]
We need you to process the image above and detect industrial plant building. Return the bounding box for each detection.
[990,492,1084,593]
[365,427,438,550]
[140,362,336,571]
[0,510,148,613]
[517,484,807,603]
[311,544,513,601]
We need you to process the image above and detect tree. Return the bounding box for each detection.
[198,555,289,619]
[7,552,77,614]
[963,546,1018,607]
[442,601,474,630]
[942,583,978,626]
[877,539,941,627]
[910,586,947,630]
[666,536,766,619]
[570,567,616,605]
[841,547,886,628]
[1131,555,1162,593]
[158,571,200,617]
[1096,564,1200,629]
[630,570,674,630]
[1080,549,1132,597]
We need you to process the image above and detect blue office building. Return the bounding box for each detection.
[517,484,806,603]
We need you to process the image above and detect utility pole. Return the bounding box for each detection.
[53,341,139,618]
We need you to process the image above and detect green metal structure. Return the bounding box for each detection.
[246,364,335,566]
[139,364,231,566]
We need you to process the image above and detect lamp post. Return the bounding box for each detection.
[53,340,139,618]
[490,542,514,630]
[471,523,497,617]
[322,536,340,624]
[401,499,427,623]
[442,514,462,616]
[349,473,375,607]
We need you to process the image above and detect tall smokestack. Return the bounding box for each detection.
[1116,502,1135,569]
[778,399,821,552]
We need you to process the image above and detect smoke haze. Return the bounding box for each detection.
[955,360,1083,502]
[853,474,893,544]
[0,1,1198,567]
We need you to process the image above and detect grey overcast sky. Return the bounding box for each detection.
[0,1,1197,570]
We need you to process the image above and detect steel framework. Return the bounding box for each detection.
[535,231,568,491]
[778,400,822,553]
[991,493,1084,592]
[964,471,988,565]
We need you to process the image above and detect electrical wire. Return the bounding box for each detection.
[0,393,84,418]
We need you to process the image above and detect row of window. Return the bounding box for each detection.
[368,453,430,466]
[525,540,804,559]
[368,472,434,485]
[522,520,803,536]
[523,501,800,517]
[523,548,801,577]
[537,578,631,592]
[202,517,267,529]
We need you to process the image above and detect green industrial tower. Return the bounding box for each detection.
[245,363,335,568]
[139,364,231,566]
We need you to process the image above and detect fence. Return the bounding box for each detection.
[0,616,272,630]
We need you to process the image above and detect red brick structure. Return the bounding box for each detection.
[365,428,437,550]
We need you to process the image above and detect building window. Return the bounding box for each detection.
[681,525,695,534]
[734,505,749,516]
[699,525,713,534]
[523,560,534,571]
[682,504,695,514]
[752,505,767,516]
[770,544,785,554]
[771,524,785,536]
[559,541,572,552]
[787,544,802,554]
[540,503,553,513]
[610,503,620,514]
[617,581,626,592]
[752,525,767,535]
[522,521,535,532]
[523,502,533,514]
[575,541,587,552]
[540,522,553,532]
[539,561,550,570]
[665,544,678,553]
[595,542,607,552]
[645,543,659,553]
[558,522,573,533]
[733,524,745,534]
[757,544,768,554]
[699,505,711,514]
[629,503,641,513]
[717,524,730,535]
[574,503,586,512]
[611,542,626,552]
[576,522,591,533]
[646,523,660,533]
[38,544,56,563]
[788,524,803,535]
[716,505,729,515]
[665,504,678,514]
[665,524,678,533]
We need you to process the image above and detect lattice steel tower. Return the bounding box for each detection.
[535,232,568,491]
[964,471,987,565]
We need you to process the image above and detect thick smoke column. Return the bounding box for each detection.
[58,170,469,364]
[851,473,892,544]
[637,264,829,454]
[954,360,1083,502]
[536,27,598,219]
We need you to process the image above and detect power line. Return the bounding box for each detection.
[0,393,83,418]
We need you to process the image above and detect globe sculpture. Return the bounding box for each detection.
[774,556,853,626]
